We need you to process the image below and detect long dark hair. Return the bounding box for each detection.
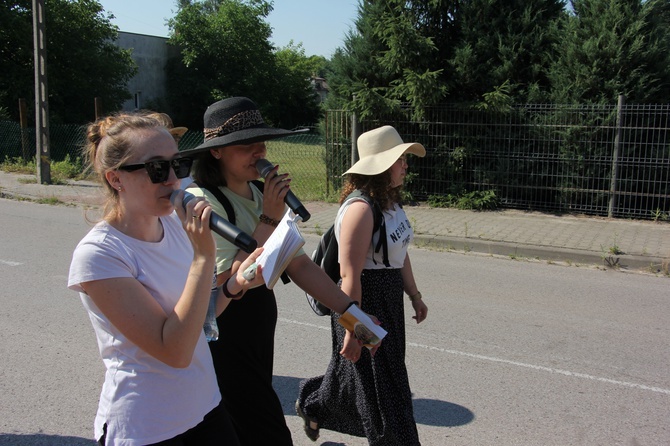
[191,151,226,187]
[339,171,402,211]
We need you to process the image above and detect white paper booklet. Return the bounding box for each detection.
[256,209,305,289]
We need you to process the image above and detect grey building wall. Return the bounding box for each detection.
[116,32,174,111]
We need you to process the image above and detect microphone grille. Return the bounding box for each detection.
[255,158,275,179]
[170,189,195,207]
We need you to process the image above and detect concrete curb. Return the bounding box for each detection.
[2,169,668,277]
[412,234,666,274]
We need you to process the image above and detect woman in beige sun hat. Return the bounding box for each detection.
[344,124,426,175]
[296,125,428,445]
[145,111,188,143]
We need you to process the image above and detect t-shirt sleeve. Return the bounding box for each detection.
[68,232,135,293]
[188,186,239,274]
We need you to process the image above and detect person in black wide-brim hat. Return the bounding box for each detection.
[180,96,308,155]
[184,97,373,446]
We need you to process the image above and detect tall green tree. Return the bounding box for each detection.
[324,1,396,116]
[450,0,565,104]
[328,0,458,120]
[167,0,320,129]
[549,0,670,103]
[329,0,564,116]
[0,0,136,124]
[167,0,275,129]
[271,43,321,128]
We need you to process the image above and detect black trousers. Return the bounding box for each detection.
[209,285,293,446]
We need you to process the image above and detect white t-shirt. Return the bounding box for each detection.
[335,198,413,269]
[68,212,220,446]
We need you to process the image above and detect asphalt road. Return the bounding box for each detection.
[1,199,668,446]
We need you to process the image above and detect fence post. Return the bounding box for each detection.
[32,0,51,184]
[95,97,103,120]
[351,96,361,167]
[608,95,625,218]
[19,98,30,160]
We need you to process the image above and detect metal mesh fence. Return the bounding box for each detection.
[0,122,330,201]
[3,102,669,220]
[0,121,87,163]
[326,104,670,220]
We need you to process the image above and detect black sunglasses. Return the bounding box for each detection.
[118,158,193,184]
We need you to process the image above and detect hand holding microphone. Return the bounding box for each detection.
[255,158,311,222]
[171,190,258,253]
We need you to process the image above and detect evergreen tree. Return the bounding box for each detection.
[327,0,563,118]
[324,1,396,117]
[449,0,565,104]
[326,0,459,120]
[549,0,670,103]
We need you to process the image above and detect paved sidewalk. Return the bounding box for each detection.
[1,171,669,274]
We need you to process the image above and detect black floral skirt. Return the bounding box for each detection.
[297,268,420,446]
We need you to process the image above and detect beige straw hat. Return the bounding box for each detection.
[343,125,426,176]
[146,112,188,139]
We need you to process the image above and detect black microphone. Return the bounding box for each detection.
[170,190,258,253]
[255,158,311,222]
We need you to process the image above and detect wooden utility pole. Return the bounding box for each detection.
[33,0,51,184]
[18,98,30,160]
[94,97,103,120]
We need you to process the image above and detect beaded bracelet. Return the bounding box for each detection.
[259,213,280,227]
[408,291,422,302]
[221,276,243,299]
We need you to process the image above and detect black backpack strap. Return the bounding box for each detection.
[195,180,291,284]
[195,181,236,224]
[372,202,390,267]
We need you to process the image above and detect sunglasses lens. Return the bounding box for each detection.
[145,160,171,183]
[173,158,193,179]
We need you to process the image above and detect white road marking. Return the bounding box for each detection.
[278,317,670,396]
[408,341,670,396]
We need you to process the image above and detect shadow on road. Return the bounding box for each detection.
[0,434,95,445]
[413,397,474,426]
[273,375,474,428]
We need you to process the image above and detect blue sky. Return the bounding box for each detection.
[97,0,360,58]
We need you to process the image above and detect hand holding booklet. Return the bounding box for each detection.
[338,304,387,349]
[255,209,305,289]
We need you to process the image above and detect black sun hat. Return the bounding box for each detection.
[180,97,308,156]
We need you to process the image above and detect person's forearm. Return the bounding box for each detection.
[162,255,216,367]
[401,253,419,295]
[287,256,354,314]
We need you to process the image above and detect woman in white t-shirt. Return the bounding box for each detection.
[296,126,429,445]
[68,112,264,446]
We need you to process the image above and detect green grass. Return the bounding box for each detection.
[266,139,339,201]
[0,156,36,175]
[2,140,341,201]
[1,155,90,184]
